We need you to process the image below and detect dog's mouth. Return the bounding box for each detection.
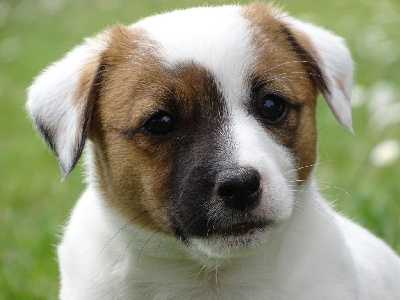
[213,220,272,237]
[184,218,276,257]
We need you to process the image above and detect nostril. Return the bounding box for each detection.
[215,167,262,211]
[247,176,260,194]
[218,185,235,199]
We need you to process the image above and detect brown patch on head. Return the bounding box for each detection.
[243,2,327,181]
[88,24,170,234]
[87,24,226,235]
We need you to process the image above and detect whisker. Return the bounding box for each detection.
[169,236,181,257]
[239,259,251,290]
[293,198,335,231]
[171,236,187,258]
[289,182,350,197]
[289,178,350,196]
[154,233,167,256]
[137,228,161,261]
[215,259,221,300]
[268,75,315,84]
[261,60,318,73]
[294,191,346,229]
[194,254,211,280]
[272,71,323,78]
[98,209,148,257]
[124,219,152,260]
[318,184,350,196]
[283,160,333,176]
[291,201,313,230]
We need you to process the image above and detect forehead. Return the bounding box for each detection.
[134,5,251,66]
[132,5,310,106]
[134,6,252,104]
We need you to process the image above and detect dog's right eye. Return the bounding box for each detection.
[143,110,176,136]
[257,94,289,124]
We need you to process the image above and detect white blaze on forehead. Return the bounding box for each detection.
[231,111,294,172]
[135,5,296,184]
[134,5,254,105]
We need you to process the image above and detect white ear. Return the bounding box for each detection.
[26,36,107,178]
[283,16,354,132]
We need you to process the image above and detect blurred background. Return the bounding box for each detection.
[1,0,399,298]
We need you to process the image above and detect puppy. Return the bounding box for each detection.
[27,3,400,299]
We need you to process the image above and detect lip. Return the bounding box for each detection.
[218,220,270,236]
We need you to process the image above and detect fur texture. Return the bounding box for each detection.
[27,3,400,299]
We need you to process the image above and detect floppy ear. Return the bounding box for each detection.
[282,16,354,132]
[26,35,107,178]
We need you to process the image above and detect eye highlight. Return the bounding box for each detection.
[143,110,176,136]
[257,94,288,123]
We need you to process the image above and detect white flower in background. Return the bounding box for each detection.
[370,139,400,167]
[367,81,400,130]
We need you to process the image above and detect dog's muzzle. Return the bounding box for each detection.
[170,164,270,240]
[214,167,261,211]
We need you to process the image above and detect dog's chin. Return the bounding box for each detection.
[188,223,277,260]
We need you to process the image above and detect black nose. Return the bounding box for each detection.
[215,167,261,211]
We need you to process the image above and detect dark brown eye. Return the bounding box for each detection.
[144,111,176,135]
[258,94,288,123]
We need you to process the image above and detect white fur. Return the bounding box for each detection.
[26,35,107,177]
[27,5,400,300]
[136,5,254,108]
[59,180,400,299]
[230,110,296,220]
[282,16,354,132]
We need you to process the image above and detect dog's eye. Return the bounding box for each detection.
[258,94,288,123]
[144,111,176,135]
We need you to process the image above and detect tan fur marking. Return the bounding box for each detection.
[243,2,320,181]
[87,25,172,234]
[88,25,224,235]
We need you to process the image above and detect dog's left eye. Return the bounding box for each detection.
[144,110,176,135]
[257,94,288,123]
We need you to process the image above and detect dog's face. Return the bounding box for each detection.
[27,3,353,256]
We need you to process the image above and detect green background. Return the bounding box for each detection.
[1,0,399,298]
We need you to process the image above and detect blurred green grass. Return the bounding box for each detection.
[1,0,399,298]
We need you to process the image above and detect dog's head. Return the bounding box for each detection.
[27,3,353,257]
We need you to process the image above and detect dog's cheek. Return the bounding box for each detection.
[90,130,175,233]
[166,133,228,238]
[264,102,318,182]
[293,105,317,181]
[264,106,318,182]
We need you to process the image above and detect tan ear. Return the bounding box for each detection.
[282,16,354,132]
[26,35,107,178]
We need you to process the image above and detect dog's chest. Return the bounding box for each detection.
[119,244,357,300]
[122,256,277,299]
